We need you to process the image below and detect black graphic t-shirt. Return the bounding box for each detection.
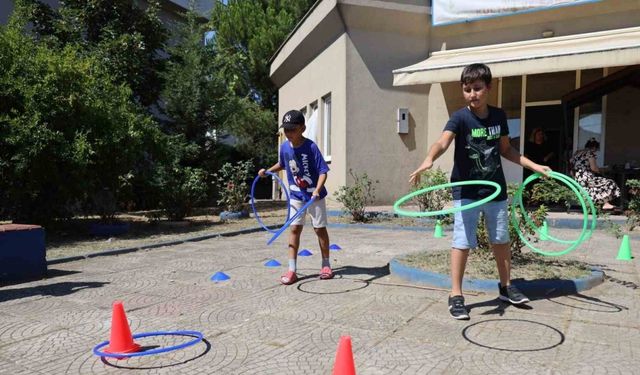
[444,106,508,201]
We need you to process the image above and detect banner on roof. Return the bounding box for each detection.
[432,0,600,26]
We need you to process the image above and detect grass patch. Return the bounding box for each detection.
[400,249,592,280]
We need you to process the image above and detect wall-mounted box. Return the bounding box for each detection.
[397,108,409,134]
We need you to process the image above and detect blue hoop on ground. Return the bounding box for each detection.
[511,171,596,256]
[267,196,316,245]
[93,330,204,358]
[394,180,502,217]
[250,171,291,234]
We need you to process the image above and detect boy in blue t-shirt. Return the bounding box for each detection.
[409,63,551,320]
[259,110,332,285]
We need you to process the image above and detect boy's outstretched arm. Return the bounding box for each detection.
[259,163,284,177]
[409,131,456,185]
[499,136,551,176]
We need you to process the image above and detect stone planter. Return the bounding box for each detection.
[0,224,46,282]
[389,257,604,297]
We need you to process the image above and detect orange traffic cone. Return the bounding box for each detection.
[332,336,356,375]
[104,301,141,354]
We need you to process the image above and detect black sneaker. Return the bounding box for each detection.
[448,295,470,320]
[498,283,530,304]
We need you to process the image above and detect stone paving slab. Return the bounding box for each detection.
[0,225,639,374]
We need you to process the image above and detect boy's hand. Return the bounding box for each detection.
[312,189,320,198]
[409,160,433,185]
[531,164,552,177]
[258,168,267,177]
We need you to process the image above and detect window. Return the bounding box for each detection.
[303,103,318,144]
[323,95,331,161]
[577,99,604,166]
[204,31,215,46]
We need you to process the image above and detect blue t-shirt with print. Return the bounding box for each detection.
[279,138,330,202]
[444,105,509,201]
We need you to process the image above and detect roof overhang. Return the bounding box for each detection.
[393,26,640,86]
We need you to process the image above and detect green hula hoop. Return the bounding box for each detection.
[517,171,596,244]
[512,171,596,256]
[394,180,502,218]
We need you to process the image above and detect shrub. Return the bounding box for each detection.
[335,170,378,222]
[626,179,640,231]
[0,24,167,223]
[530,178,578,212]
[92,188,118,224]
[410,168,453,225]
[214,160,254,213]
[159,166,209,221]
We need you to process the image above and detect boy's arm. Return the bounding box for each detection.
[409,130,456,185]
[499,136,551,175]
[259,163,284,177]
[313,173,327,197]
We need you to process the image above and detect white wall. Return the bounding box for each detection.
[344,28,430,203]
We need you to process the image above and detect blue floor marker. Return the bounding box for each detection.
[210,271,230,282]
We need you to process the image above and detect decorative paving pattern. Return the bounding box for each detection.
[1,226,639,373]
[0,329,97,372]
[358,338,456,374]
[0,315,63,347]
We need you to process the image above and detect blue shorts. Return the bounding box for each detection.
[452,199,510,249]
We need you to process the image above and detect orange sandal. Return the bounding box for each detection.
[319,266,333,280]
[280,270,298,285]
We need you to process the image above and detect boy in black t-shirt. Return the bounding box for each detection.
[409,63,551,320]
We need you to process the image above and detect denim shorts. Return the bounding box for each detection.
[452,199,509,249]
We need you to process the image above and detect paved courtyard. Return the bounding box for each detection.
[1,223,639,374]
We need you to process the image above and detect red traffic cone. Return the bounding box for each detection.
[332,336,356,375]
[104,301,141,354]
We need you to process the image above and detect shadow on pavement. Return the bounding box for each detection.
[0,280,107,303]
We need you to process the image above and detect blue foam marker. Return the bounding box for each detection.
[210,271,230,282]
[264,259,281,267]
[298,249,313,256]
[329,244,342,251]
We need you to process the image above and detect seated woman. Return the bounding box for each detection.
[570,138,620,210]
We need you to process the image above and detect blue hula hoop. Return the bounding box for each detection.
[267,196,316,245]
[93,330,204,358]
[250,171,291,234]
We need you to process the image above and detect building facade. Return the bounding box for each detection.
[270,0,640,204]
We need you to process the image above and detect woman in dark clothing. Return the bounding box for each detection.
[525,128,554,165]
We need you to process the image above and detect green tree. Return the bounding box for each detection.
[0,21,168,223]
[19,0,168,106]
[209,0,315,166]
[210,0,315,110]
[161,9,237,153]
